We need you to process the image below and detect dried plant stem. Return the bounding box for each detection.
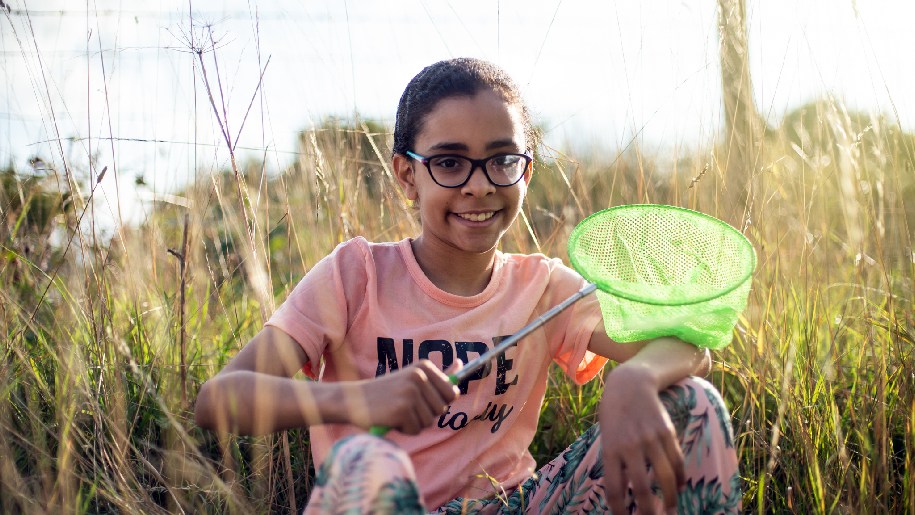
[179,213,190,405]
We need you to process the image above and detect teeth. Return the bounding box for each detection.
[458,212,495,222]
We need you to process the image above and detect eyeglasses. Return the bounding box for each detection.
[406,151,532,188]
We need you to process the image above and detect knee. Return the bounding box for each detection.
[661,376,735,447]
[317,434,416,487]
[678,376,729,410]
[663,376,729,413]
[327,434,405,466]
[310,435,424,513]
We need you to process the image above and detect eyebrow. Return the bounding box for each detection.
[427,139,521,153]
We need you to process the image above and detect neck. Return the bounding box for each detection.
[411,236,496,297]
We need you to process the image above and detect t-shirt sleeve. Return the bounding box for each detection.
[265,238,369,379]
[544,259,608,385]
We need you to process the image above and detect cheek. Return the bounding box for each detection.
[511,184,528,207]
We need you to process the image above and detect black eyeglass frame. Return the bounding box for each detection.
[405,150,533,188]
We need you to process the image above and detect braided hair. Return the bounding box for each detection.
[392,58,536,156]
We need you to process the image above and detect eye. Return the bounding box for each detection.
[431,157,464,169]
[490,154,522,167]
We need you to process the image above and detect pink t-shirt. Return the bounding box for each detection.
[266,237,607,509]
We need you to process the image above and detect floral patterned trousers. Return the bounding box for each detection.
[304,376,741,514]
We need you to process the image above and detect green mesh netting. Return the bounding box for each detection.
[568,205,756,349]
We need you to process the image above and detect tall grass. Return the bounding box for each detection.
[3,67,914,515]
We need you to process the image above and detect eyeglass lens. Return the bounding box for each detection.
[428,154,527,187]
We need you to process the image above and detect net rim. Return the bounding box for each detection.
[567,204,758,306]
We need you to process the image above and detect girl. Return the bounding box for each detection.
[195,58,740,514]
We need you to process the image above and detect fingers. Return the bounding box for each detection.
[623,449,656,515]
[646,444,678,513]
[418,360,462,415]
[401,365,438,434]
[414,367,445,425]
[603,430,684,514]
[392,360,461,435]
[368,359,468,435]
[661,427,686,488]
[441,360,463,400]
[416,360,460,404]
[651,420,685,511]
[603,453,629,515]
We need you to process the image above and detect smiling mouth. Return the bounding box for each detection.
[456,211,496,222]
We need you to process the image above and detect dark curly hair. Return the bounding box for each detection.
[392,58,536,156]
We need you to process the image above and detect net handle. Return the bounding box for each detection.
[369,282,598,437]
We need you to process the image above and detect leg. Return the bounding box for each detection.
[662,376,741,514]
[432,427,607,514]
[304,434,425,515]
[523,424,608,514]
[502,377,741,514]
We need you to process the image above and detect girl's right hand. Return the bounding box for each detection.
[350,360,461,435]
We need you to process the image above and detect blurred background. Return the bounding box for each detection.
[2,2,914,513]
[3,0,913,229]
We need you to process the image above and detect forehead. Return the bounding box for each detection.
[415,89,527,152]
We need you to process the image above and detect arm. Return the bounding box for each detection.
[587,328,710,380]
[194,326,338,435]
[194,326,459,436]
[588,328,710,514]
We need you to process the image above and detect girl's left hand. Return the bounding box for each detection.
[599,365,684,515]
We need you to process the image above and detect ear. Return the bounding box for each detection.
[522,159,534,185]
[392,153,419,201]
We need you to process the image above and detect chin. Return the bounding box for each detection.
[458,234,505,254]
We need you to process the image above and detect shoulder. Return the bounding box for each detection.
[303,237,402,315]
[322,237,410,294]
[299,237,391,292]
[499,251,587,303]
[327,236,400,267]
[500,251,579,279]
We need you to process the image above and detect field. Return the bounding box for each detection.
[1,4,914,512]
[2,94,914,514]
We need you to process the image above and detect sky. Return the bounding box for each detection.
[2,0,913,228]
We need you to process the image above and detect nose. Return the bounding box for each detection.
[460,163,496,196]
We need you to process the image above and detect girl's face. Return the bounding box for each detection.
[393,89,531,256]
